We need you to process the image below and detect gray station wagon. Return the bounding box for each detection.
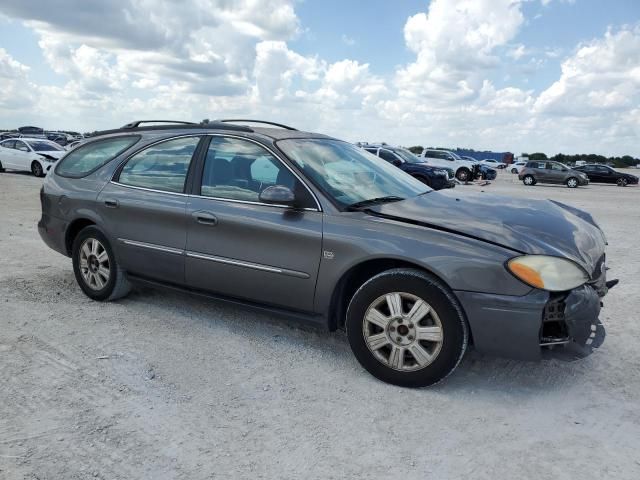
[39,120,615,387]
[519,160,589,188]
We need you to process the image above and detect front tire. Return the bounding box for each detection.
[413,175,431,188]
[523,174,535,186]
[456,168,470,182]
[31,161,44,177]
[72,226,131,301]
[566,177,578,188]
[346,268,468,388]
[617,178,628,187]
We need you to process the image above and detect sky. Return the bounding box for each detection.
[0,0,638,156]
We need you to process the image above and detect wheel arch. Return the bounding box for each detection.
[327,258,461,332]
[65,218,97,256]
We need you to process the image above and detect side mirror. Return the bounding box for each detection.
[392,159,402,167]
[259,185,296,206]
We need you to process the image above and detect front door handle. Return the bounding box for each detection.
[193,211,218,226]
[104,199,119,208]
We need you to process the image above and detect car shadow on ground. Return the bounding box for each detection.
[123,282,589,395]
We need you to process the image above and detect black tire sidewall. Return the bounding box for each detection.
[523,175,534,185]
[567,177,578,188]
[456,168,469,181]
[31,161,43,177]
[72,226,118,301]
[346,270,467,388]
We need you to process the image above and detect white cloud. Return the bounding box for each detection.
[341,34,356,46]
[0,1,638,156]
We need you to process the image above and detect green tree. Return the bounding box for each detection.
[408,146,424,155]
[529,152,548,160]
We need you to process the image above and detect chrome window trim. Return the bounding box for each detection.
[110,132,322,212]
[185,251,310,279]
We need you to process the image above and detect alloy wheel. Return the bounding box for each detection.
[79,238,110,290]
[362,292,443,372]
[524,175,534,185]
[32,162,43,177]
[567,178,578,188]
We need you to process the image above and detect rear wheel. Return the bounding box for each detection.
[0,160,4,173]
[523,175,535,186]
[511,168,518,174]
[31,161,44,177]
[346,268,468,388]
[566,177,578,188]
[72,226,131,301]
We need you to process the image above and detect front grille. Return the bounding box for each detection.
[540,295,569,345]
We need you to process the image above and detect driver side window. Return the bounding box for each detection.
[200,136,314,207]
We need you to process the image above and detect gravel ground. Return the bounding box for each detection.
[1,169,639,479]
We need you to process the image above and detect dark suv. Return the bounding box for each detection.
[360,143,455,190]
[39,120,613,387]
[573,164,638,187]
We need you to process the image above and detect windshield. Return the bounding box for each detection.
[26,140,63,151]
[278,139,429,208]
[391,148,423,164]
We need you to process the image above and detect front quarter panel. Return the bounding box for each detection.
[314,212,532,315]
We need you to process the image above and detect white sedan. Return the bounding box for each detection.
[0,137,66,177]
[509,161,527,174]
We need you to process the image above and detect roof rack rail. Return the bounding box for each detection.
[216,119,298,131]
[121,120,197,129]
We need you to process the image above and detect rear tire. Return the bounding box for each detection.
[0,160,4,173]
[511,168,517,174]
[72,226,131,301]
[346,268,468,388]
[31,161,44,177]
[523,175,535,186]
[566,177,578,188]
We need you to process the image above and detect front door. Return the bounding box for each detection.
[97,135,203,284]
[185,135,323,312]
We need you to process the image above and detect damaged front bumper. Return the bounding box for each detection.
[456,277,617,361]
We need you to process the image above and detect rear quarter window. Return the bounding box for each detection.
[55,136,140,178]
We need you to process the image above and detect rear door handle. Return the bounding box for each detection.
[193,211,218,226]
[104,199,119,208]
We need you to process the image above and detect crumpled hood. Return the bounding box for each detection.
[35,150,65,160]
[368,190,606,275]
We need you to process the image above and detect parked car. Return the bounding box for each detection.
[476,164,497,180]
[361,144,455,190]
[519,160,589,188]
[39,119,612,387]
[573,164,638,187]
[0,131,20,141]
[510,161,527,174]
[462,156,506,169]
[421,149,479,182]
[0,137,66,176]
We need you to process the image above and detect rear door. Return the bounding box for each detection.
[0,140,19,169]
[184,135,323,312]
[13,140,33,171]
[98,135,203,284]
[547,162,565,183]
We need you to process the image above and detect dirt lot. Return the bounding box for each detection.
[1,170,639,479]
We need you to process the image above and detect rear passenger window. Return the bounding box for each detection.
[118,136,200,193]
[56,136,139,178]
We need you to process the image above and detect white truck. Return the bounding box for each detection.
[421,149,479,182]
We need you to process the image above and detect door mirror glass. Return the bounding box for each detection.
[258,185,295,205]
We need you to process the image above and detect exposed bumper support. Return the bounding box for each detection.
[456,284,608,362]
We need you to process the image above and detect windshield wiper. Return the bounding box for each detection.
[345,196,404,211]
